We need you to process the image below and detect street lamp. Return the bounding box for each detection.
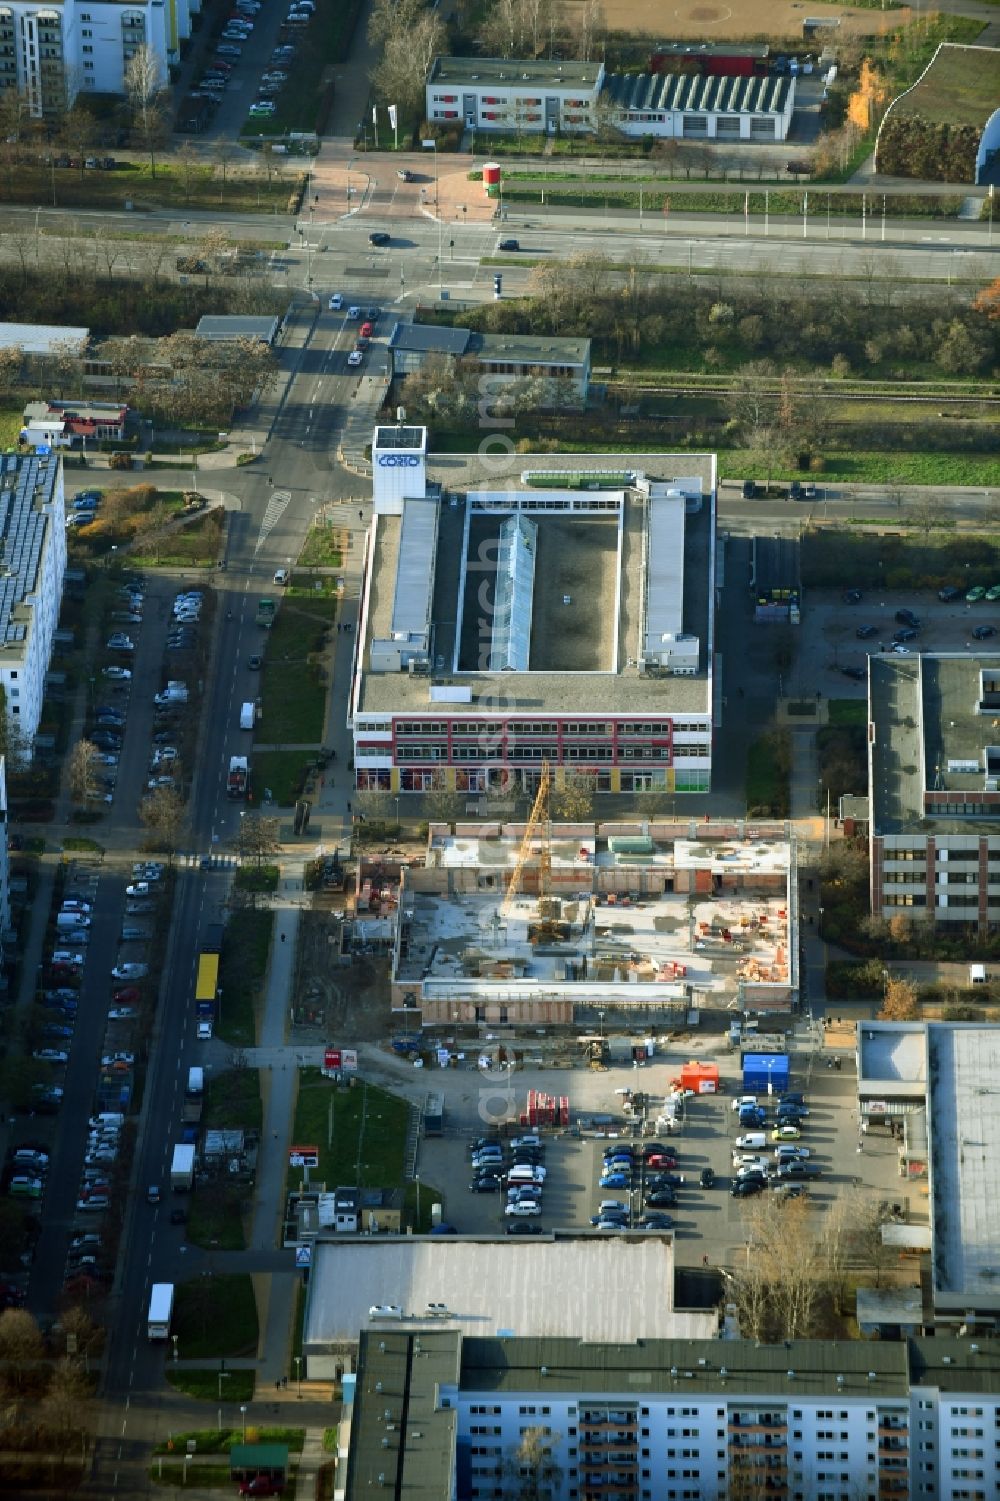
[240,1404,248,1443]
[295,1355,302,1399]
[172,1334,179,1363]
[347,155,355,210]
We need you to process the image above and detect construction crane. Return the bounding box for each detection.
[499,761,551,922]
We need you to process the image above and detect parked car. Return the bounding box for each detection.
[111,963,147,980]
[368,231,390,246]
[856,625,877,639]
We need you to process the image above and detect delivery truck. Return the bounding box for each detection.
[239,701,255,731]
[170,1142,195,1191]
[183,1066,204,1123]
[147,1282,174,1340]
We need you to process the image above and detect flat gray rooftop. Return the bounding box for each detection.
[858,1022,927,1089]
[460,1335,911,1400]
[0,453,61,663]
[870,653,1000,834]
[358,450,715,717]
[429,55,602,88]
[472,332,591,368]
[304,1236,716,1348]
[929,1024,1000,1311]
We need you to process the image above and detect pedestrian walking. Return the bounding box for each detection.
[359,508,363,521]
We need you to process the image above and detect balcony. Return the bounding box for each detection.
[728,1420,788,1435]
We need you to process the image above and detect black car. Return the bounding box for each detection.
[497,238,520,251]
[776,1161,821,1179]
[469,1176,502,1192]
[169,1208,188,1225]
[742,480,757,500]
[973,625,996,640]
[856,625,877,640]
[893,627,918,643]
[938,585,962,602]
[842,588,862,604]
[366,306,380,320]
[699,1167,716,1189]
[369,231,390,246]
[778,1093,806,1105]
[789,480,803,500]
[248,655,262,670]
[506,1222,543,1235]
[731,1177,764,1197]
[895,609,921,628]
[636,1213,674,1229]
[645,1189,677,1208]
[840,666,865,680]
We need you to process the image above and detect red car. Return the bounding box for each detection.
[239,1480,283,1497]
[113,986,141,1004]
[359,320,373,339]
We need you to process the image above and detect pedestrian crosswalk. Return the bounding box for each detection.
[180,853,241,870]
[255,489,292,553]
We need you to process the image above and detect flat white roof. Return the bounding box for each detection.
[930,1025,1000,1310]
[305,1236,717,1346]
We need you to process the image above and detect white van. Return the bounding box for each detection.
[735,1132,767,1150]
[506,1164,546,1184]
[240,701,255,731]
[57,911,91,930]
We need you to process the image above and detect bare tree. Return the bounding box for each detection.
[67,738,100,805]
[355,787,392,824]
[850,1193,894,1289]
[138,783,188,854]
[124,46,167,177]
[550,770,595,821]
[40,1357,91,1448]
[235,811,280,869]
[369,0,446,114]
[504,1425,562,1500]
[0,1308,44,1396]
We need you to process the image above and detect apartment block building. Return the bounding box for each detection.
[868,653,1000,929]
[0,0,171,117]
[0,453,66,744]
[341,1331,1000,1501]
[350,428,717,798]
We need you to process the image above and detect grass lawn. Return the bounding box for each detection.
[204,1067,263,1130]
[187,1183,247,1251]
[174,1273,259,1360]
[6,158,299,215]
[258,595,336,745]
[131,509,224,569]
[153,1427,305,1455]
[827,698,867,726]
[166,1368,255,1402]
[298,526,344,569]
[893,42,1000,124]
[290,1073,409,1193]
[150,1460,233,1485]
[253,749,313,806]
[295,528,342,573]
[746,730,791,817]
[217,910,274,1048]
[0,403,25,448]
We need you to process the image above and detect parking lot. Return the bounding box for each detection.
[416,1030,911,1265]
[793,587,1000,700]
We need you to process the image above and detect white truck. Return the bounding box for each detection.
[183,1066,204,1123]
[155,680,189,707]
[147,1282,174,1340]
[170,1142,195,1191]
[239,701,255,730]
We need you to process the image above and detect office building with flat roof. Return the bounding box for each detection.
[0,454,66,745]
[349,428,717,799]
[868,652,1000,929]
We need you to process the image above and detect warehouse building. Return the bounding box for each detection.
[303,1234,715,1377]
[426,54,795,141]
[604,70,796,142]
[350,427,717,799]
[341,1329,1000,1501]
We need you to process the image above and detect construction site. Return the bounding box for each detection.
[387,769,799,1029]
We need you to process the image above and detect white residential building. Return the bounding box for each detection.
[0,0,172,117]
[0,453,66,745]
[342,1331,1000,1501]
[426,56,604,134]
[0,757,9,937]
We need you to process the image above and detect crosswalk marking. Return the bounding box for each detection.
[255,489,292,553]
[181,853,241,870]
